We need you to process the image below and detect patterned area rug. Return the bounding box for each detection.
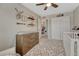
[25,37,65,56]
[0,37,65,56]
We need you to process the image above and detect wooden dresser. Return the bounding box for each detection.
[16,32,39,56]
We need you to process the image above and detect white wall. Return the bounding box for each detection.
[16,20,38,32]
[0,3,39,51]
[0,4,17,51]
[16,4,39,32]
[73,6,79,26]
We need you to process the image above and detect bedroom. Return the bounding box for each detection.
[0,3,79,56]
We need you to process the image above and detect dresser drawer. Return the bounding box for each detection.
[23,33,38,43]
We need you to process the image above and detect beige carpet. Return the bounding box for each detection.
[0,37,65,56]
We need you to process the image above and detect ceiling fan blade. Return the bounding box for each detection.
[36,3,46,6]
[51,3,58,8]
[44,6,48,10]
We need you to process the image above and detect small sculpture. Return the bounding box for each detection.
[15,8,24,19]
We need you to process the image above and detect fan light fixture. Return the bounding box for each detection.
[36,3,58,10]
[47,3,51,7]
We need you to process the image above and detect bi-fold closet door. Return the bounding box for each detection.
[51,16,70,40]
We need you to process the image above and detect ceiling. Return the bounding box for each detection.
[22,3,79,17]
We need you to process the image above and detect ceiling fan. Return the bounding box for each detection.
[36,3,58,10]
